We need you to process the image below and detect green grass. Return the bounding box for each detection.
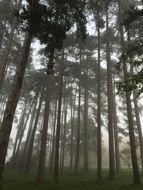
[2,169,143,190]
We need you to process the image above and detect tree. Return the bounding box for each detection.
[74,49,82,174]
[0,31,32,189]
[117,0,141,184]
[0,0,87,187]
[105,3,116,179]
[53,49,65,189]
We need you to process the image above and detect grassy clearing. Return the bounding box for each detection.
[3,169,143,190]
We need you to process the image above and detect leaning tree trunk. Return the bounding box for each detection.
[15,99,34,160]
[11,99,28,160]
[106,7,115,179]
[18,92,39,172]
[11,98,31,168]
[24,86,44,175]
[118,0,141,184]
[0,0,22,92]
[53,49,64,190]
[0,31,32,189]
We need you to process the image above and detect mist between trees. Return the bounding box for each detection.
[0,0,143,190]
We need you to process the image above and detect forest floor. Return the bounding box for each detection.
[3,169,143,190]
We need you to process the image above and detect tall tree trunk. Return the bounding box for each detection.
[106,7,115,179]
[61,100,68,172]
[95,8,102,183]
[0,31,32,189]
[0,0,22,92]
[53,49,64,189]
[83,76,89,172]
[49,99,58,172]
[70,90,76,170]
[128,28,143,174]
[75,52,81,174]
[113,84,121,173]
[36,74,53,182]
[59,109,64,169]
[118,0,141,184]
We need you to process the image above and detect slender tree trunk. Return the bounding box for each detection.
[118,0,141,184]
[83,77,89,172]
[113,84,121,173]
[53,49,64,189]
[106,7,115,179]
[49,99,58,172]
[75,52,81,174]
[70,90,76,170]
[128,28,143,174]
[0,31,32,189]
[59,110,64,169]
[96,8,102,183]
[61,101,68,172]
[36,74,53,182]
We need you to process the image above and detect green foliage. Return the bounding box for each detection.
[16,0,87,72]
[118,3,143,94]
